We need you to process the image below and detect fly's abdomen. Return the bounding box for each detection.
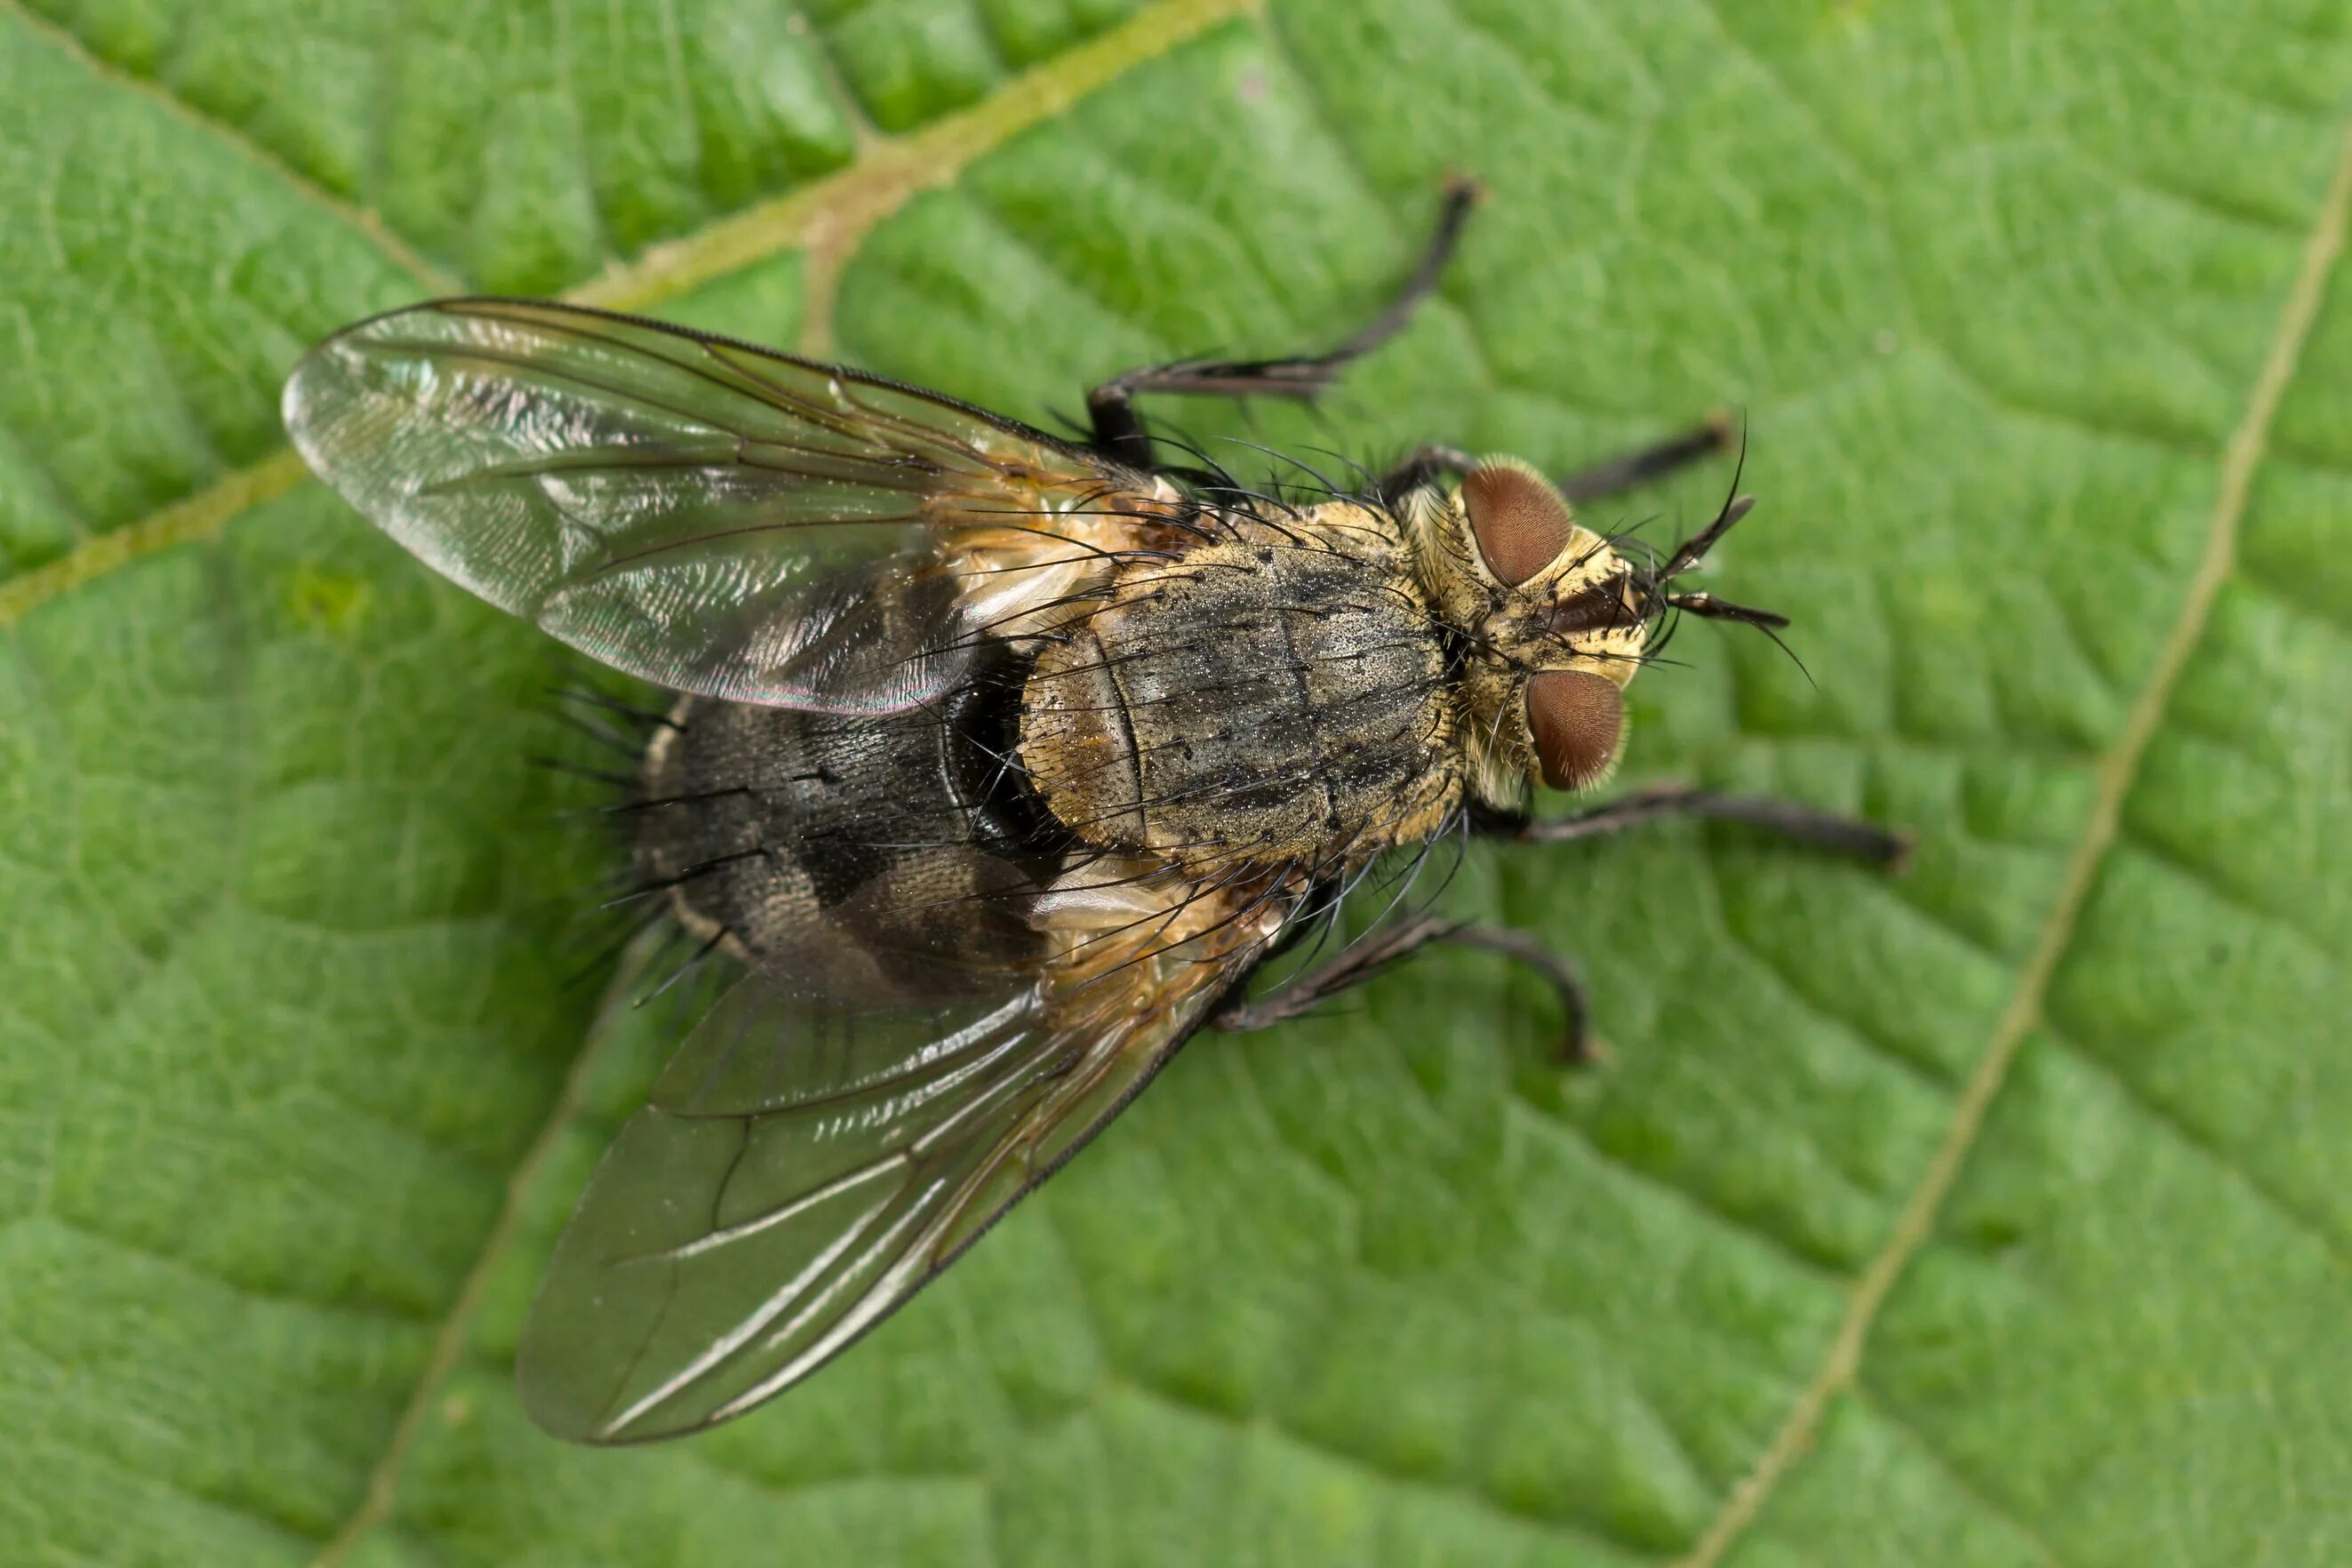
[636,684,1052,1000]
[1020,526,1460,868]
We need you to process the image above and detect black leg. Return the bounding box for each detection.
[1504,781,1912,867]
[1210,788,1902,1065]
[1556,413,1735,504]
[1374,443,1478,502]
[1212,910,1600,1063]
[1374,416,1734,507]
[1433,924,1596,1064]
[1089,176,1483,470]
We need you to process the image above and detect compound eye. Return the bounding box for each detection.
[1462,462,1573,586]
[1526,669,1624,791]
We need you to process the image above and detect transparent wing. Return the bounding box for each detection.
[282,298,1153,711]
[516,919,1256,1444]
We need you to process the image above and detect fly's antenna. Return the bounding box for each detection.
[1653,497,1792,635]
[1661,586,1789,632]
[1655,422,1752,584]
[1644,420,1794,636]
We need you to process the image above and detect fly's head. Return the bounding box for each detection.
[1405,457,1786,810]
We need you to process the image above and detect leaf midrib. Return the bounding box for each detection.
[0,0,1258,631]
[1676,118,2352,1568]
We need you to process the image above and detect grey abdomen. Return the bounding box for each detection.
[636,686,1049,1000]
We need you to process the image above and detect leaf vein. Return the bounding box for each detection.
[1854,1386,2076,1568]
[2106,819,2346,966]
[1676,116,2352,1568]
[1108,1373,1639,1557]
[0,0,1259,628]
[0,0,461,295]
[2038,1020,2352,1272]
[1505,1095,1853,1284]
[305,961,635,1568]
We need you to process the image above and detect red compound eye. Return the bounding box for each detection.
[1461,463,1572,586]
[1526,669,1624,791]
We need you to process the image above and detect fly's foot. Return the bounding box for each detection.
[1215,915,1604,1068]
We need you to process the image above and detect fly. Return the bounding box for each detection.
[282,177,1907,1444]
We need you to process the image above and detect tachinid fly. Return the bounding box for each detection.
[282,179,1907,1444]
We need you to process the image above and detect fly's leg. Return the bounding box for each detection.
[1556,414,1736,503]
[1499,781,1912,866]
[1212,911,1600,1064]
[1086,176,1483,470]
[1211,789,1903,1064]
[1372,444,1478,501]
[1211,912,1450,1035]
[1376,415,1734,504]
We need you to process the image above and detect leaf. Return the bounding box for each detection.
[3,1,2348,1564]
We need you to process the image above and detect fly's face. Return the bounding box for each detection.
[1409,460,1652,808]
[1408,458,1784,812]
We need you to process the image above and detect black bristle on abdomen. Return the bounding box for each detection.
[536,684,697,991]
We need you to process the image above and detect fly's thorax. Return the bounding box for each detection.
[1405,458,1651,809]
[1019,506,1460,871]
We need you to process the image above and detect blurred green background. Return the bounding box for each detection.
[4,1,2350,1564]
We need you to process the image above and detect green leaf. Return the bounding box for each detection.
[4,0,2348,1563]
